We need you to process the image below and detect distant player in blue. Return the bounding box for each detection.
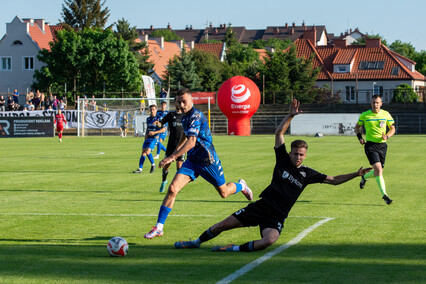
[154,101,168,159]
[133,104,164,174]
[144,88,254,239]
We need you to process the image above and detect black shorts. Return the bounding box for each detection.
[166,141,185,162]
[365,141,387,168]
[232,199,285,236]
[121,126,127,130]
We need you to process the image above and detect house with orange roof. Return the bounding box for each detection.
[293,30,426,103]
[0,16,57,102]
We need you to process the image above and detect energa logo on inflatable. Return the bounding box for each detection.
[231,84,251,103]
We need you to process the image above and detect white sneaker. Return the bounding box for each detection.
[59,139,62,142]
[154,155,160,159]
[239,179,253,201]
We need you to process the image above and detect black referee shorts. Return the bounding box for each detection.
[165,142,185,162]
[232,199,285,236]
[364,141,387,168]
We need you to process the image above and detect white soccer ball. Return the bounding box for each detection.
[107,237,129,257]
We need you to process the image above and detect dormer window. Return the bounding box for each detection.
[13,40,23,45]
[359,61,385,70]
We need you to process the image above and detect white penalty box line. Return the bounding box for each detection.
[216,217,335,284]
[0,213,331,219]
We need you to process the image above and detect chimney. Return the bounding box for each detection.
[303,29,317,46]
[34,19,45,32]
[302,21,305,27]
[191,41,195,49]
[285,23,288,28]
[274,27,279,35]
[209,22,213,28]
[150,25,153,30]
[366,38,381,48]
[190,25,193,30]
[167,23,171,29]
[160,36,164,49]
[334,39,347,48]
[224,24,227,29]
[291,28,294,35]
[144,34,148,42]
[292,22,295,27]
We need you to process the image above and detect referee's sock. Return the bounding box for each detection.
[239,241,255,252]
[162,169,169,182]
[375,175,388,196]
[363,170,375,180]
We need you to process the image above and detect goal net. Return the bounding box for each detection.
[77,97,174,137]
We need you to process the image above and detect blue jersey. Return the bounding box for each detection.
[181,107,218,165]
[157,110,169,127]
[146,115,161,139]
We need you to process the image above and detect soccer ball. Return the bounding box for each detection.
[107,237,129,257]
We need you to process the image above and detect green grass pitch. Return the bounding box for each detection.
[0,134,425,283]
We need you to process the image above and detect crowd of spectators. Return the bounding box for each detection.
[0,89,67,112]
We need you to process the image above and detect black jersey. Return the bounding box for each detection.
[259,143,327,218]
[161,111,184,146]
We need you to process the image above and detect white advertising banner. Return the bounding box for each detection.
[142,75,157,106]
[0,110,118,129]
[290,113,360,135]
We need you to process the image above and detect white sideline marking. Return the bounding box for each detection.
[216,217,335,284]
[0,212,330,219]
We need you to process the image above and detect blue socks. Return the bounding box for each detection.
[156,142,166,155]
[234,182,243,194]
[147,153,154,164]
[139,155,146,169]
[157,205,172,225]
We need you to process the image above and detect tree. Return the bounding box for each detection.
[224,43,262,78]
[250,38,292,50]
[33,28,140,97]
[150,30,182,41]
[224,24,238,48]
[353,34,388,47]
[392,83,418,103]
[114,18,153,75]
[166,48,202,91]
[61,0,110,31]
[190,49,224,91]
[413,50,426,76]
[390,40,416,59]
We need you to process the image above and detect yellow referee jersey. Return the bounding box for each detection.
[358,109,394,143]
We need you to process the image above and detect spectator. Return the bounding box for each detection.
[26,91,34,103]
[45,93,53,110]
[33,90,41,110]
[90,95,96,111]
[12,89,19,105]
[59,99,66,110]
[23,106,28,112]
[7,96,15,111]
[0,95,5,112]
[40,93,46,110]
[28,101,35,111]
[160,88,167,99]
[52,95,59,110]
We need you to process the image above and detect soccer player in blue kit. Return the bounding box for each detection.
[144,88,253,239]
[133,104,164,174]
[154,101,168,159]
[174,99,373,252]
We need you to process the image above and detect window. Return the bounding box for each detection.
[359,61,368,70]
[346,86,355,101]
[391,66,400,75]
[374,85,383,96]
[367,61,376,69]
[1,57,12,70]
[338,66,347,73]
[376,61,384,69]
[13,40,23,45]
[23,57,34,70]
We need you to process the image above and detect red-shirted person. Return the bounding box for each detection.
[54,109,67,142]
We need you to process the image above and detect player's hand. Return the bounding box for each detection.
[357,167,373,176]
[148,131,154,136]
[159,156,174,168]
[358,138,365,145]
[289,99,302,116]
[382,133,388,141]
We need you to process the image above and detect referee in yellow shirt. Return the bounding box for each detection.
[355,95,395,205]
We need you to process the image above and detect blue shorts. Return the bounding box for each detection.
[143,138,158,150]
[177,158,226,187]
[159,131,167,140]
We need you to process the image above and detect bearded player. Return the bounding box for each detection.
[54,109,67,142]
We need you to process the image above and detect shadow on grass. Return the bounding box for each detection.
[0,242,424,283]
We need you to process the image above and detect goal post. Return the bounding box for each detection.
[77,97,175,137]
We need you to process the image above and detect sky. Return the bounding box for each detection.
[1,0,426,52]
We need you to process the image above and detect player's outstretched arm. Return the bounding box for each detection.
[275,99,302,148]
[323,167,373,185]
